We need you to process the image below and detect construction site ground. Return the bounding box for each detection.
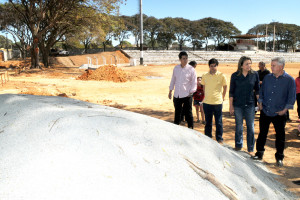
[0,51,300,197]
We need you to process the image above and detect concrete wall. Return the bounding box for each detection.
[0,49,13,61]
[124,50,300,65]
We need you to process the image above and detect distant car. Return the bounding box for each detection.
[58,50,69,56]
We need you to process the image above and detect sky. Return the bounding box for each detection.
[119,0,300,34]
[2,0,300,46]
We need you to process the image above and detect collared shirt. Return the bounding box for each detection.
[229,71,260,108]
[258,72,296,117]
[201,71,227,104]
[257,69,270,82]
[169,64,197,98]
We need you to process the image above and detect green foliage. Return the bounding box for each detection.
[247,22,300,51]
[0,34,13,48]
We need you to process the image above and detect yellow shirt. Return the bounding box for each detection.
[201,71,227,104]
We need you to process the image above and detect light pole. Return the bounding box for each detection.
[5,32,8,52]
[139,0,143,65]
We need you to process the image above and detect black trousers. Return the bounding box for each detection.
[297,93,300,119]
[173,96,193,128]
[256,110,287,160]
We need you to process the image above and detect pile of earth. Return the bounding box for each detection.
[77,65,128,82]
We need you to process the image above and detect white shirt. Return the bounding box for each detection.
[169,64,197,98]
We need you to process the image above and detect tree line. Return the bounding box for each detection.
[0,1,300,68]
[247,22,300,52]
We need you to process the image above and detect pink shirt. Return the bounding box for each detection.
[169,64,197,98]
[296,77,300,94]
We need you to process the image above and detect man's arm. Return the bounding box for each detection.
[277,77,296,115]
[222,85,227,101]
[229,97,234,115]
[168,90,172,99]
[189,68,197,94]
[168,68,176,99]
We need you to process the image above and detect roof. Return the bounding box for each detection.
[230,34,266,39]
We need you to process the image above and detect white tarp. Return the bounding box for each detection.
[0,94,296,200]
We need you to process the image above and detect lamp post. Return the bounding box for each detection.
[5,32,8,52]
[139,0,143,65]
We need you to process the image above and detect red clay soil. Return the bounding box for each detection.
[68,50,130,67]
[77,65,128,82]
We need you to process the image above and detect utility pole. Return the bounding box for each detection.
[139,0,143,65]
[273,24,275,52]
[5,32,8,52]
[265,24,268,51]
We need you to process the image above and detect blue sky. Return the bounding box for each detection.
[119,0,300,34]
[2,0,300,46]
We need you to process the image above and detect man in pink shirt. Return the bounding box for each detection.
[169,51,197,128]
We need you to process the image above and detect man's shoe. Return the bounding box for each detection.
[251,155,263,160]
[234,147,242,151]
[276,160,283,167]
[217,140,223,144]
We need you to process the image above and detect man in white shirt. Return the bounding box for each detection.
[169,51,197,128]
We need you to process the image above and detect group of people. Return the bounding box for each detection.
[169,51,297,167]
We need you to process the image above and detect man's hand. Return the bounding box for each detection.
[229,106,234,115]
[168,91,172,99]
[276,109,288,116]
[258,103,263,111]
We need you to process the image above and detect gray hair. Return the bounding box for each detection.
[271,57,285,68]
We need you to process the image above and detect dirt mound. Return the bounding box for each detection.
[63,50,130,67]
[77,65,128,82]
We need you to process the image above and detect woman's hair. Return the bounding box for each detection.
[237,56,253,76]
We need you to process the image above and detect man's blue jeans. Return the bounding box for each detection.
[234,105,255,152]
[203,103,223,142]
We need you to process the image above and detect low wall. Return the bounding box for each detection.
[124,50,300,65]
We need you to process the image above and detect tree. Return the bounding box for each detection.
[0,3,31,59]
[0,35,13,48]
[198,17,214,51]
[198,17,241,50]
[1,0,124,68]
[113,16,129,49]
[144,16,162,50]
[188,20,205,50]
[212,20,241,49]
[172,18,191,50]
[156,17,176,50]
[126,14,147,48]
[248,22,300,52]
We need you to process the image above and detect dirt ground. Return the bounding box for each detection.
[1,52,300,197]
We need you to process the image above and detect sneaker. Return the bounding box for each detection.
[201,121,206,125]
[196,120,200,123]
[276,160,283,167]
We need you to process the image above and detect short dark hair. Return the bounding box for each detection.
[259,61,265,67]
[208,58,218,66]
[178,51,188,59]
[189,61,197,67]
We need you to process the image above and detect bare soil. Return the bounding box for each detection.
[1,51,300,197]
